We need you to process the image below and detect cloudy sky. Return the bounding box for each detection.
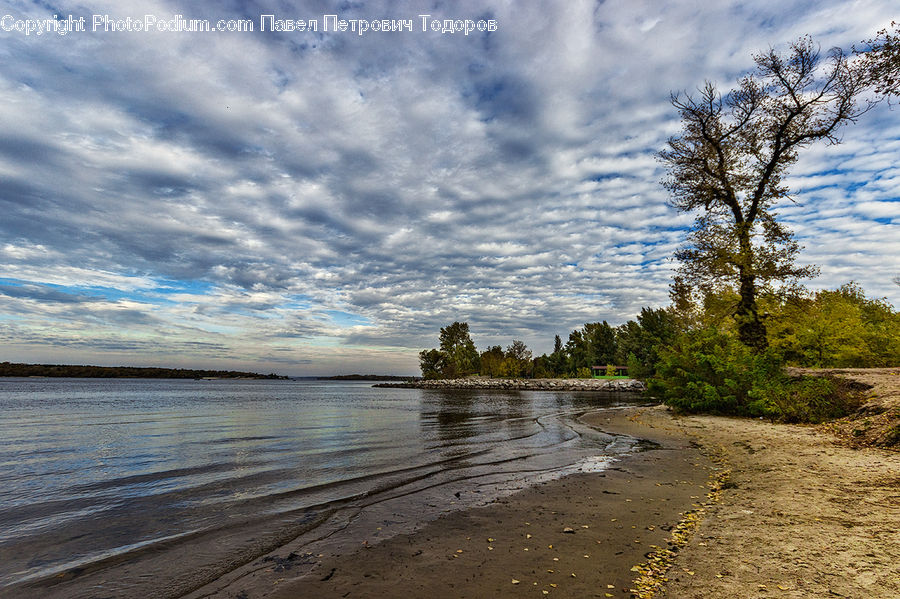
[0,1,897,375]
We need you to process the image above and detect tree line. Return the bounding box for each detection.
[420,279,898,383]
[419,308,679,380]
[0,362,288,379]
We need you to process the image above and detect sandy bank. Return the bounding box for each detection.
[642,404,900,598]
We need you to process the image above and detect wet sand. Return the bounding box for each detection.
[186,408,713,598]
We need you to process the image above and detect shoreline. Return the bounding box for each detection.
[374,377,647,392]
[185,400,900,599]
[183,406,712,598]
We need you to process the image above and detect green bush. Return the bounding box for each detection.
[649,328,864,422]
[648,328,780,417]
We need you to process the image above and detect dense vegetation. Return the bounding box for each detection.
[419,308,678,381]
[0,362,287,379]
[419,281,897,422]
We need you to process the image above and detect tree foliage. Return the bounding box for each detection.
[615,307,679,379]
[660,37,873,350]
[499,340,533,378]
[479,345,504,378]
[857,21,900,97]
[565,321,617,373]
[439,321,480,377]
[419,321,480,379]
[766,283,900,367]
[418,349,446,380]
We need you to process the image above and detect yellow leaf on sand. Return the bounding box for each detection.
[550,583,558,588]
[487,538,494,542]
[607,584,616,589]
[511,579,520,585]
[526,534,532,539]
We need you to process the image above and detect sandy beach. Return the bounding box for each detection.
[185,372,900,599]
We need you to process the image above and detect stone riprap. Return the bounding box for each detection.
[373,377,646,391]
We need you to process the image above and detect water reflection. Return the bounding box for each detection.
[419,390,534,450]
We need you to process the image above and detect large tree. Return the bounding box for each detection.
[438,321,480,377]
[659,37,872,350]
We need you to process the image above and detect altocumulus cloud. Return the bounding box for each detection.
[0,0,897,374]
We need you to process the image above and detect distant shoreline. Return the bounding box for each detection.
[316,374,421,381]
[0,362,288,380]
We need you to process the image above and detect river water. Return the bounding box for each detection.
[0,378,648,598]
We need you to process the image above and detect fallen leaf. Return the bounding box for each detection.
[550,583,558,588]
[511,579,520,585]
[526,534,532,539]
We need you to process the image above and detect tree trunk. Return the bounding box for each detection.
[736,271,768,351]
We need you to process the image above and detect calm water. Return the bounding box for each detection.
[0,378,647,598]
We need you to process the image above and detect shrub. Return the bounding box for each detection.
[764,375,866,424]
[648,328,780,417]
[650,328,865,422]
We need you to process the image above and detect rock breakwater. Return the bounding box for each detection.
[373,377,646,392]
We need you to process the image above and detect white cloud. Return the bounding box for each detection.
[0,0,897,374]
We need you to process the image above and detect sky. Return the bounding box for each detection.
[0,0,898,376]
